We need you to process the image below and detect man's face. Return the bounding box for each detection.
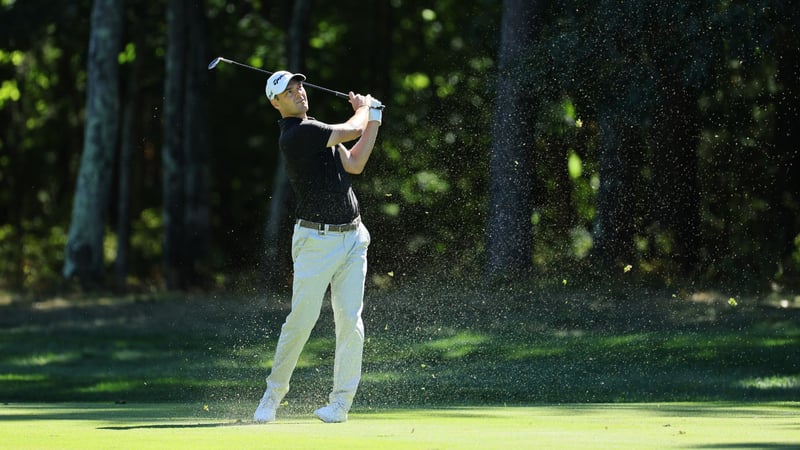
[272,80,308,117]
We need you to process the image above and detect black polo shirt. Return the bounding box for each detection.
[278,117,360,224]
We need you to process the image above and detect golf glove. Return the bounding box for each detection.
[368,97,383,124]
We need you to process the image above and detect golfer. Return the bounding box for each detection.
[253,70,382,423]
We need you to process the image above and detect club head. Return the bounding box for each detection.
[207,57,225,70]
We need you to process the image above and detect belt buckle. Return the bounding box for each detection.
[318,223,327,235]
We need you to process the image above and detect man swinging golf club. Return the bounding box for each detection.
[253,70,382,424]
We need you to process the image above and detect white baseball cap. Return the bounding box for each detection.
[265,71,306,99]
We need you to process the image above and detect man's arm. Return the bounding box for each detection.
[337,120,380,174]
[326,90,385,147]
[326,104,369,147]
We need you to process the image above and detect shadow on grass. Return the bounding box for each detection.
[98,421,249,430]
[1,284,798,405]
[691,445,799,450]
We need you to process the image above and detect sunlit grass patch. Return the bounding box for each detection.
[6,351,81,367]
[294,337,334,368]
[738,375,800,390]
[0,373,48,381]
[420,331,489,358]
[77,380,144,394]
[2,402,798,449]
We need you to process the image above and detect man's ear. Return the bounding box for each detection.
[270,98,280,110]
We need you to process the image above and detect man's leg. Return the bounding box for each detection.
[257,226,340,418]
[317,224,370,421]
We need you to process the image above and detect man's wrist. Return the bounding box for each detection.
[368,107,382,124]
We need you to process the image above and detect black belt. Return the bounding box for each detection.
[297,217,360,233]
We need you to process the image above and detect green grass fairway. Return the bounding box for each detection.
[2,287,798,448]
[1,402,797,449]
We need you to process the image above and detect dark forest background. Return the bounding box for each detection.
[0,0,798,298]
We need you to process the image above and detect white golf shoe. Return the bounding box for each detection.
[314,401,348,423]
[253,392,278,423]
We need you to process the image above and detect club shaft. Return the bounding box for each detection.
[303,82,350,100]
[211,57,349,100]
[222,58,271,75]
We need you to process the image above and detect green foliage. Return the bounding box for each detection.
[314,0,501,276]
[0,0,92,291]
[117,42,135,64]
[128,208,164,276]
[0,0,798,291]
[0,221,67,294]
[517,0,800,283]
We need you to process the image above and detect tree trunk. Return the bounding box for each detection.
[115,21,149,292]
[650,78,700,274]
[263,0,312,290]
[163,0,187,289]
[591,112,637,273]
[773,21,800,277]
[163,0,210,289]
[63,0,124,287]
[115,51,139,291]
[485,0,544,279]
[183,0,211,286]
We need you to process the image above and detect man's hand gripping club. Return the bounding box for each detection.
[348,93,383,125]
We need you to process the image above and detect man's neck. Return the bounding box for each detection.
[281,112,307,120]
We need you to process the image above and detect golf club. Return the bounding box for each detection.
[208,56,384,109]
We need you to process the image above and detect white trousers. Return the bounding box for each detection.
[265,221,370,409]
